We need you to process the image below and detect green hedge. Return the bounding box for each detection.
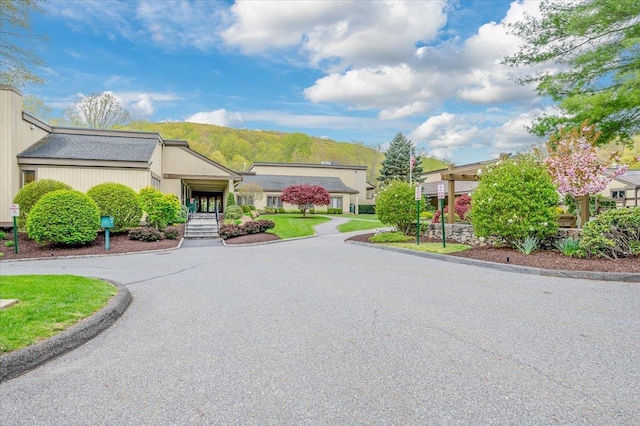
[87,182,142,231]
[26,190,100,245]
[580,208,640,258]
[13,179,72,230]
[359,205,376,214]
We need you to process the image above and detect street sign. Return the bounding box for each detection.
[437,184,445,200]
[9,204,19,217]
[414,186,422,200]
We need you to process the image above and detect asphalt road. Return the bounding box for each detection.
[1,223,639,424]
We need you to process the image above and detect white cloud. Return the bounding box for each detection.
[222,0,448,70]
[114,91,182,119]
[302,0,546,116]
[186,109,245,127]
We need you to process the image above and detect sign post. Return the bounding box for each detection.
[414,186,421,245]
[100,216,114,251]
[9,204,19,254]
[437,184,446,248]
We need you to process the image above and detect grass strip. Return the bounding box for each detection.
[382,242,472,254]
[337,219,385,233]
[0,275,116,353]
[259,214,331,239]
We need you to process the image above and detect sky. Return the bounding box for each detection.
[26,0,555,165]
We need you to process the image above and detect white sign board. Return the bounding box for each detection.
[9,204,19,217]
[414,186,422,201]
[437,184,445,200]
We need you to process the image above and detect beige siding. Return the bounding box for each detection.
[0,87,50,224]
[161,179,182,198]
[149,142,163,177]
[250,164,369,206]
[36,167,150,192]
[163,146,232,176]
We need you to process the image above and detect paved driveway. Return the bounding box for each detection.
[1,224,639,424]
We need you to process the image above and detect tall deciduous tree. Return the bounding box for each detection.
[504,0,640,144]
[64,92,131,129]
[544,121,627,227]
[0,0,47,87]
[378,132,423,185]
[280,184,330,217]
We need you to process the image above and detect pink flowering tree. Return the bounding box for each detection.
[544,121,627,227]
[280,184,330,217]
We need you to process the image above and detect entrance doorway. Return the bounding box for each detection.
[193,192,224,213]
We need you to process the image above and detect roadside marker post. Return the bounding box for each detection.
[437,184,446,248]
[415,186,421,245]
[9,204,19,254]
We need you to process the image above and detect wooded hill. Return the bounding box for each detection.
[122,121,448,183]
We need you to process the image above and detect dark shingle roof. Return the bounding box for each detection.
[18,133,157,162]
[238,175,358,194]
[421,180,478,195]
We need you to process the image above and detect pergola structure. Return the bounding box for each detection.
[439,161,497,223]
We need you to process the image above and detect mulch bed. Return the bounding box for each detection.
[0,224,184,261]
[223,233,281,245]
[346,233,640,274]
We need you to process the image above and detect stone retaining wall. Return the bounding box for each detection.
[425,223,581,247]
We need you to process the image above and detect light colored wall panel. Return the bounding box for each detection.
[150,142,163,176]
[37,167,150,192]
[161,179,181,197]
[163,146,232,176]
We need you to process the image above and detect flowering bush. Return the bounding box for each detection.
[545,122,627,197]
[470,155,558,243]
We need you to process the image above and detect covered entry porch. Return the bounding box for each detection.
[165,174,240,214]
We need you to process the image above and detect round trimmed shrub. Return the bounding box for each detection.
[138,187,178,230]
[13,179,72,230]
[471,155,558,244]
[26,190,100,245]
[376,180,424,234]
[225,205,243,221]
[87,182,142,231]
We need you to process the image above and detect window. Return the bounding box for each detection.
[21,170,36,187]
[267,196,282,208]
[238,196,254,206]
[366,189,375,199]
[612,190,626,199]
[330,196,343,209]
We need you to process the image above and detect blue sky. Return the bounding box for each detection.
[27,0,553,165]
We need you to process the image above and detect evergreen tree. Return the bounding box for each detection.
[377,132,424,185]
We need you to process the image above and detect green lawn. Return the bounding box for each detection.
[259,214,331,239]
[337,219,385,233]
[382,242,472,254]
[0,275,116,353]
[325,213,378,220]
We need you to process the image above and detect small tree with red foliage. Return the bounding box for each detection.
[280,184,330,217]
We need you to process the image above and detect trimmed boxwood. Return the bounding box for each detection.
[13,179,72,230]
[219,220,275,240]
[87,182,142,231]
[224,205,243,221]
[26,190,100,245]
[128,227,163,242]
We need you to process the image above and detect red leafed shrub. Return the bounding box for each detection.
[280,184,330,217]
[432,195,471,223]
[219,220,275,239]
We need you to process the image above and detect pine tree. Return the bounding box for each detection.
[377,132,424,185]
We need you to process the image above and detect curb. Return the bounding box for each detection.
[0,238,184,263]
[0,280,132,383]
[222,233,317,247]
[347,241,640,283]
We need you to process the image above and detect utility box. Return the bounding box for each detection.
[100,216,114,228]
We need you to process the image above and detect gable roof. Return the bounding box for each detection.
[18,133,157,162]
[237,174,358,194]
[250,162,367,171]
